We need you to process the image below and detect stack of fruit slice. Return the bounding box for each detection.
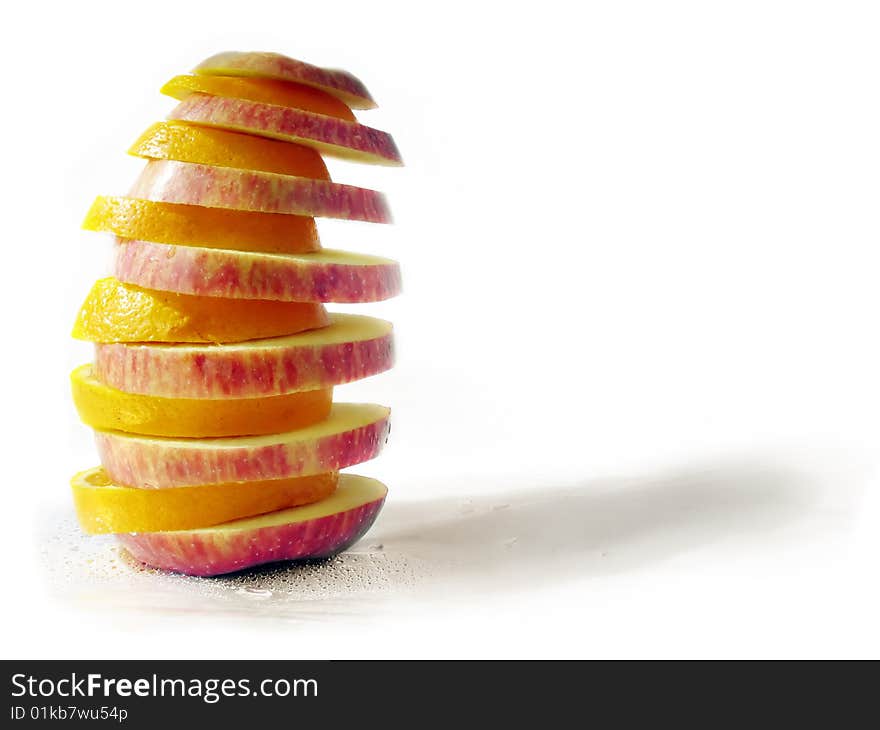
[70,51,401,577]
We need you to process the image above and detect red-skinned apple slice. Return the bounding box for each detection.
[194,51,377,110]
[95,403,390,488]
[117,474,387,576]
[93,313,393,399]
[114,239,401,303]
[129,159,392,223]
[169,94,401,165]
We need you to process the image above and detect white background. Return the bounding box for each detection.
[1,0,878,658]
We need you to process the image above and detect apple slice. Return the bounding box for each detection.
[71,466,338,534]
[129,121,330,179]
[95,402,390,488]
[73,277,329,343]
[161,75,356,121]
[129,159,391,223]
[194,51,377,110]
[83,197,321,254]
[170,94,401,165]
[72,364,333,438]
[114,239,401,303]
[94,313,393,398]
[117,474,386,576]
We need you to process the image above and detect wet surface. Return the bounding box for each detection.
[41,454,861,622]
[40,512,424,621]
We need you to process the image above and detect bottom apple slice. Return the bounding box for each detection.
[117,474,387,576]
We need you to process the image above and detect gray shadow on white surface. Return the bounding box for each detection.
[42,454,858,620]
[374,459,834,592]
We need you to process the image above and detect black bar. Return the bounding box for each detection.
[2,660,872,726]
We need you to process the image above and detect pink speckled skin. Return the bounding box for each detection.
[94,320,394,399]
[170,94,401,165]
[95,407,390,488]
[129,159,392,223]
[194,51,377,110]
[113,239,401,303]
[117,496,385,576]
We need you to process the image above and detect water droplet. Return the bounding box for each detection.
[237,587,273,599]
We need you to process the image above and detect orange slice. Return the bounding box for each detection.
[72,277,329,344]
[71,467,338,534]
[71,364,333,437]
[161,75,356,121]
[83,197,320,254]
[129,121,331,179]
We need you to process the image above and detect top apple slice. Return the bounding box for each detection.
[194,51,377,109]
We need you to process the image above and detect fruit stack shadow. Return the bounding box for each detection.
[69,51,402,577]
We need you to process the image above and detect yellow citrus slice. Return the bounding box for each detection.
[83,197,320,254]
[72,277,329,344]
[71,467,338,534]
[161,74,356,121]
[71,364,333,437]
[129,121,331,179]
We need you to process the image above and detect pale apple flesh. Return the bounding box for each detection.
[129,159,392,223]
[95,403,390,488]
[194,51,378,110]
[114,239,401,303]
[117,474,387,576]
[170,94,401,165]
[93,313,394,398]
